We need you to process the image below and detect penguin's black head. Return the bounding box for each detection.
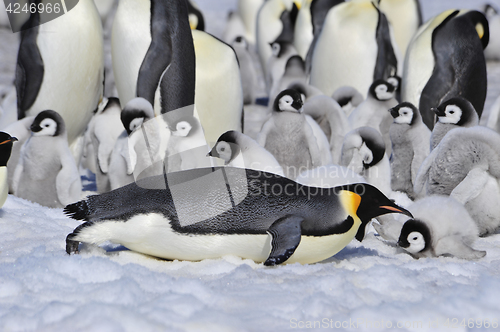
[269,41,291,58]
[357,127,385,169]
[169,116,200,138]
[31,110,65,137]
[284,55,306,75]
[208,131,240,163]
[337,183,413,241]
[273,89,304,113]
[398,219,431,254]
[121,98,154,135]
[369,80,395,101]
[187,0,205,31]
[387,76,401,92]
[433,97,477,126]
[389,102,419,125]
[0,132,18,167]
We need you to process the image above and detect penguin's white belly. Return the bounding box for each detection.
[75,213,360,264]
[111,0,151,108]
[0,167,7,208]
[30,2,104,144]
[465,176,500,236]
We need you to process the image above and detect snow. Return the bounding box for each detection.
[2,0,500,331]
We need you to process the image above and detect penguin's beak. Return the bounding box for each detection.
[389,107,399,119]
[379,205,413,218]
[207,147,219,158]
[30,123,42,133]
[0,136,18,145]
[432,107,445,117]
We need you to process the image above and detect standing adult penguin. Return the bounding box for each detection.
[15,0,104,146]
[389,102,430,199]
[309,0,399,98]
[402,10,489,129]
[430,97,479,150]
[0,132,17,208]
[376,0,422,58]
[13,111,81,208]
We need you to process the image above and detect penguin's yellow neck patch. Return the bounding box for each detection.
[339,190,361,217]
[294,0,302,10]
[476,23,484,39]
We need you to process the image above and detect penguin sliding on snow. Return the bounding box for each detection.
[0,132,17,208]
[13,111,81,208]
[16,0,104,146]
[398,196,485,260]
[402,9,489,129]
[65,167,411,265]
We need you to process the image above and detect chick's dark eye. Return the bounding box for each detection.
[45,124,49,127]
[449,111,454,114]
[413,237,418,241]
[221,147,225,151]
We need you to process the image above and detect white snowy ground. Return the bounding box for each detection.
[2,1,500,331]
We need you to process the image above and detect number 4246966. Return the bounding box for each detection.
[5,2,62,14]
[444,318,498,328]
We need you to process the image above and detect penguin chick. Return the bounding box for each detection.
[266,41,299,97]
[415,126,500,236]
[83,97,123,193]
[0,132,18,208]
[340,126,391,196]
[269,55,307,108]
[258,89,322,179]
[13,111,81,208]
[331,86,364,117]
[430,97,479,150]
[208,130,284,176]
[165,113,212,173]
[398,196,486,259]
[348,80,398,156]
[389,102,430,199]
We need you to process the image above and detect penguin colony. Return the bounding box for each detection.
[1,0,499,265]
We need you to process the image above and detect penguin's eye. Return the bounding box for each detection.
[412,236,418,241]
[220,147,225,151]
[44,124,50,127]
[449,111,454,114]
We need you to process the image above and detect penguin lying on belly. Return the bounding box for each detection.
[65,167,411,265]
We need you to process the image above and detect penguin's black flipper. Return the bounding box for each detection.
[264,215,303,266]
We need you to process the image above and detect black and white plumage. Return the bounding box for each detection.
[16,0,104,146]
[398,196,486,259]
[348,80,398,156]
[258,89,322,179]
[415,126,500,236]
[12,111,81,208]
[331,86,364,117]
[0,132,18,208]
[208,131,284,176]
[402,9,489,129]
[65,167,411,265]
[389,102,430,198]
[341,126,391,196]
[430,97,479,150]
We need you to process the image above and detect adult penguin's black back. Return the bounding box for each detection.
[419,10,489,129]
[136,0,196,115]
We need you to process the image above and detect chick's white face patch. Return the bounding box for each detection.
[405,231,426,253]
[33,118,58,137]
[439,105,462,124]
[395,107,414,124]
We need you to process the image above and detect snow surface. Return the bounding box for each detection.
[2,0,500,331]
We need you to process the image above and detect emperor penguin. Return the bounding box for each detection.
[331,86,364,117]
[376,0,422,58]
[82,98,124,193]
[236,0,265,45]
[269,55,307,109]
[256,0,299,78]
[483,4,500,61]
[340,126,391,196]
[414,126,500,236]
[15,0,104,146]
[0,132,18,208]
[303,95,350,164]
[309,0,399,98]
[65,167,412,265]
[398,196,486,260]
[223,12,247,46]
[389,102,430,199]
[187,0,205,31]
[402,10,489,129]
[258,89,322,179]
[348,80,398,156]
[2,116,35,192]
[231,36,258,105]
[208,131,285,176]
[430,97,479,150]
[13,111,82,208]
[293,0,344,60]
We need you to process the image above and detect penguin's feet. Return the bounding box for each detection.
[66,234,80,255]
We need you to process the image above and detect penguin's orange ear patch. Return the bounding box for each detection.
[475,23,485,39]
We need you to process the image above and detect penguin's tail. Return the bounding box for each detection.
[64,200,89,221]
